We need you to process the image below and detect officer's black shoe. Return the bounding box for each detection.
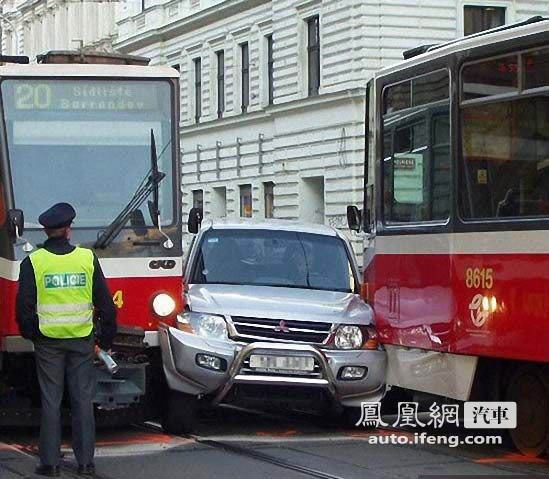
[35,464,60,477]
[78,463,95,476]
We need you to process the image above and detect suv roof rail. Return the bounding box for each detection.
[403,16,547,60]
[36,50,150,66]
[0,55,30,64]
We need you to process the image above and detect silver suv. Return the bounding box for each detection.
[159,221,386,432]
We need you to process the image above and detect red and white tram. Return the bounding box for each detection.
[0,51,183,424]
[348,17,549,455]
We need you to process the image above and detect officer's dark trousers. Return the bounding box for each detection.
[34,335,95,467]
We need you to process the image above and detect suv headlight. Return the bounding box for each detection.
[176,312,228,340]
[334,325,363,349]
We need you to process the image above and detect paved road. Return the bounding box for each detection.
[2,407,549,479]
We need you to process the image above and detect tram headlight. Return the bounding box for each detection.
[334,325,363,350]
[152,293,176,317]
[176,312,228,340]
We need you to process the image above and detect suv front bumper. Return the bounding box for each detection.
[159,324,386,408]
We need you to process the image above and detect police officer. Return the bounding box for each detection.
[16,203,117,477]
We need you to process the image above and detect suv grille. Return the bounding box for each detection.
[231,316,332,344]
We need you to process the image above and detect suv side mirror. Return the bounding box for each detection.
[347,205,362,232]
[7,209,24,241]
[187,207,203,234]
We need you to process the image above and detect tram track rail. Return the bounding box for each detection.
[1,419,349,479]
[136,421,347,479]
[2,413,547,479]
[133,417,549,479]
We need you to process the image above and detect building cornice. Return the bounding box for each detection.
[295,0,321,11]
[114,0,271,53]
[180,87,366,135]
[11,0,43,16]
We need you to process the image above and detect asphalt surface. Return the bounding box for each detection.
[2,407,549,479]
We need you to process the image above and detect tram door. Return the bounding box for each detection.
[378,70,454,351]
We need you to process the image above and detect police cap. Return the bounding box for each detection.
[38,203,76,229]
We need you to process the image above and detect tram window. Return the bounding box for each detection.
[525,48,549,90]
[462,55,518,101]
[383,114,450,224]
[384,71,449,115]
[412,70,449,107]
[394,123,426,154]
[384,81,410,114]
[394,127,411,154]
[460,95,549,219]
[432,116,451,220]
[383,70,451,225]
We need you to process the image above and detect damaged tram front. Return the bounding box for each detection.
[0,51,183,424]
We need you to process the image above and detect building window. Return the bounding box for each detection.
[307,16,320,96]
[141,0,145,11]
[267,35,274,105]
[192,190,203,211]
[194,58,202,123]
[264,182,274,218]
[464,6,506,36]
[216,50,225,119]
[300,177,324,224]
[212,187,227,218]
[240,184,252,218]
[241,42,249,113]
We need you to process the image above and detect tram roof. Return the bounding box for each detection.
[375,17,549,79]
[0,63,179,79]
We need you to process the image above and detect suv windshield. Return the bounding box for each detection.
[1,79,174,228]
[192,229,355,293]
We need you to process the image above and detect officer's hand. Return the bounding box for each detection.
[95,344,114,355]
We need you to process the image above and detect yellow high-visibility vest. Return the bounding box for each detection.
[30,247,94,339]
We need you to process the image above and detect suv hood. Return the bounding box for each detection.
[187,283,373,325]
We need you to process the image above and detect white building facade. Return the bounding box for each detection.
[113,0,549,252]
[1,0,118,57]
[3,0,548,254]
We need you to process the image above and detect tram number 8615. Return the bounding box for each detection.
[465,267,493,290]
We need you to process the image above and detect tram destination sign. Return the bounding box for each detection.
[5,80,161,112]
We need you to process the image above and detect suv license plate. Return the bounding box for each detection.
[249,355,315,372]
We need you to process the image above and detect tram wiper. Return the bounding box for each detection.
[94,130,166,249]
[147,130,173,249]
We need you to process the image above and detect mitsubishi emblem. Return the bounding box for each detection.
[274,320,290,333]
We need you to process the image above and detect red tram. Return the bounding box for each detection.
[0,51,183,423]
[348,17,549,455]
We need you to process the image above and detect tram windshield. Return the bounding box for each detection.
[0,79,175,228]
